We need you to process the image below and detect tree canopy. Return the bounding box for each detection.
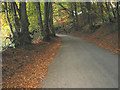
[1,2,119,50]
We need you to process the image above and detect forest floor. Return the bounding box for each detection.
[70,22,119,54]
[2,37,61,88]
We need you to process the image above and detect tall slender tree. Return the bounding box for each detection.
[116,2,120,30]
[100,3,105,23]
[86,2,92,30]
[4,2,14,35]
[36,2,44,38]
[71,3,75,29]
[11,2,20,33]
[74,2,78,31]
[43,2,50,41]
[49,2,56,37]
[105,2,112,22]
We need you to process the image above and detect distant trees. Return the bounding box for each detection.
[77,2,118,32]
[110,3,116,19]
[66,3,78,31]
[74,2,78,31]
[49,2,119,33]
[105,2,113,22]
[56,2,119,32]
[85,2,92,29]
[70,3,76,29]
[99,3,105,23]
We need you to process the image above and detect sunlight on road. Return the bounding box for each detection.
[56,34,67,37]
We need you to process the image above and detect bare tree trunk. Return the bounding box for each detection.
[4,2,14,35]
[100,3,105,23]
[43,2,50,41]
[4,2,31,47]
[86,2,92,30]
[49,2,56,37]
[19,2,32,47]
[36,2,44,37]
[105,2,112,22]
[10,2,21,46]
[11,2,20,33]
[116,2,120,50]
[74,2,78,31]
[117,2,120,30]
[80,2,86,26]
[71,3,75,29]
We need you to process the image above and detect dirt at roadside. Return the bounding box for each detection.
[2,37,61,88]
[70,22,119,54]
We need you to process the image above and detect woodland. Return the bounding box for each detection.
[1,1,120,88]
[1,2,119,49]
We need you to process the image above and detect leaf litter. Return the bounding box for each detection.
[2,37,61,88]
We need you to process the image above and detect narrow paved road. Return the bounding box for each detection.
[43,35,118,88]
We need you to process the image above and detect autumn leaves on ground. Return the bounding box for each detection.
[2,37,61,88]
[70,22,119,54]
[1,1,119,89]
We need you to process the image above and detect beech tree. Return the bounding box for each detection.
[49,2,56,37]
[19,2,32,47]
[86,2,92,29]
[74,2,78,31]
[36,2,44,37]
[43,2,50,41]
[1,2,119,49]
[4,2,32,47]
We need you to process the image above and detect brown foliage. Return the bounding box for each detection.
[2,37,61,88]
[70,22,118,54]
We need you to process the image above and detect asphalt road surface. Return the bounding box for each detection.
[43,35,118,88]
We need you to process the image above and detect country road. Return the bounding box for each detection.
[43,35,118,88]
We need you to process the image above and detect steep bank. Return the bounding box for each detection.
[70,22,119,54]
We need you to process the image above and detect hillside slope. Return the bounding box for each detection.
[70,22,119,54]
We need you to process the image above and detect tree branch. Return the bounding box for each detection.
[54,2,72,15]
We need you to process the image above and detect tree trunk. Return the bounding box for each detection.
[100,3,105,23]
[116,2,120,50]
[74,2,78,31]
[49,2,56,37]
[105,2,112,22]
[117,2,120,30]
[80,2,86,26]
[86,2,92,30]
[4,2,14,35]
[43,2,50,41]
[11,2,20,33]
[36,2,44,38]
[19,2,32,47]
[11,2,21,46]
[70,3,76,30]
